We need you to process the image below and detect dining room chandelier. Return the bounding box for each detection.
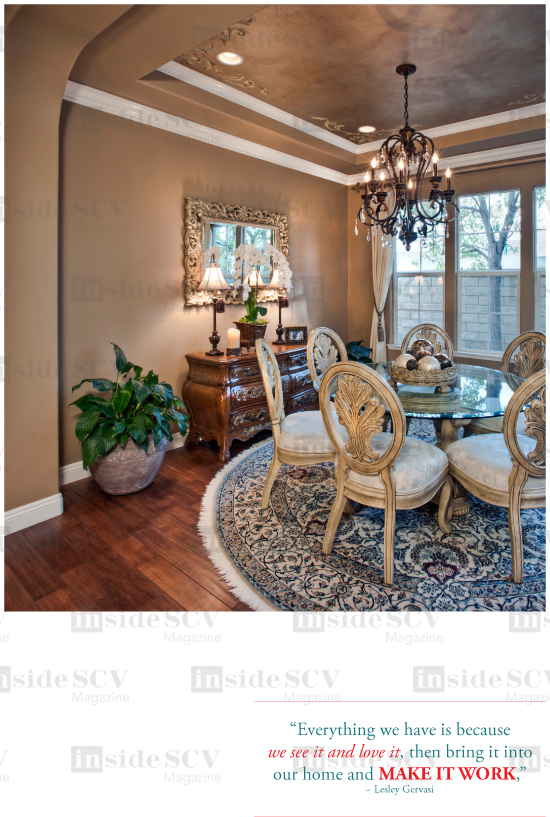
[357,64,458,251]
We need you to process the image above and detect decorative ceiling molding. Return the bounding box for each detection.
[157,61,354,152]
[63,81,545,187]
[347,141,547,184]
[157,61,545,157]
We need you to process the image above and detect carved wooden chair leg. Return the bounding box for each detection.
[508,464,527,583]
[405,417,411,436]
[322,488,348,555]
[343,498,356,515]
[380,468,396,586]
[437,475,454,534]
[261,456,283,510]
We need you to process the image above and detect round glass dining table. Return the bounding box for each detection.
[314,361,527,517]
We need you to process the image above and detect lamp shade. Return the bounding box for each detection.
[198,263,229,292]
[246,269,267,288]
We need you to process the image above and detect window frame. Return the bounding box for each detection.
[392,225,446,344]
[456,188,521,356]
[533,185,546,332]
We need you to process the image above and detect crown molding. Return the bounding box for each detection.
[64,81,545,187]
[347,140,546,184]
[158,61,545,157]
[63,81,351,184]
[157,61,355,153]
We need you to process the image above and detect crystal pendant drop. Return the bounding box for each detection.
[366,228,371,241]
[354,219,358,236]
[446,225,450,239]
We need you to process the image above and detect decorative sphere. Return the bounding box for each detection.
[415,349,432,360]
[435,353,452,370]
[411,339,434,358]
[417,355,441,373]
[406,358,418,371]
[395,353,415,368]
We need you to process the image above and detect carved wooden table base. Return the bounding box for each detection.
[433,418,472,517]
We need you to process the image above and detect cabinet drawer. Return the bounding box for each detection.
[231,375,290,407]
[230,405,271,432]
[286,388,319,413]
[291,369,313,392]
[230,362,261,382]
[288,350,308,371]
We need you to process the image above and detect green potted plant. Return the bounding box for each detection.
[70,344,188,495]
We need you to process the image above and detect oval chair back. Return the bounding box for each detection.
[501,331,545,390]
[400,323,454,360]
[319,361,407,585]
[307,327,348,391]
[256,339,286,434]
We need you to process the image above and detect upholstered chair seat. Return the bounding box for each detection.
[278,410,347,455]
[346,434,448,497]
[445,433,544,498]
[468,413,526,435]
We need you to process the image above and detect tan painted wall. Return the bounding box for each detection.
[59,102,349,466]
[4,5,130,511]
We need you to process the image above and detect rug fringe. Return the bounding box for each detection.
[197,439,277,611]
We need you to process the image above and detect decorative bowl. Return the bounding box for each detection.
[388,361,458,394]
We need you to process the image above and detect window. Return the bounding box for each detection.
[204,222,275,285]
[457,190,520,353]
[393,223,445,343]
[534,186,546,332]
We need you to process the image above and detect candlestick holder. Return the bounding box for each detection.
[272,290,289,345]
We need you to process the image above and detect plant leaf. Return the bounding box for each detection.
[127,415,148,445]
[75,409,101,442]
[112,388,132,414]
[72,378,115,393]
[131,378,150,404]
[257,306,268,317]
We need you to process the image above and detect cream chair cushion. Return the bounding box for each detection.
[279,410,348,455]
[446,433,544,496]
[346,434,448,497]
[469,412,526,434]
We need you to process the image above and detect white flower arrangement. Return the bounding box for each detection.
[231,242,293,299]
[204,245,222,266]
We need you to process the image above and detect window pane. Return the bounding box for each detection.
[397,275,443,340]
[209,222,237,282]
[540,275,546,333]
[458,190,521,271]
[535,187,546,270]
[460,275,517,352]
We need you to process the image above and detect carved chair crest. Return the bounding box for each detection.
[524,386,546,466]
[512,339,546,379]
[314,334,339,375]
[334,374,386,463]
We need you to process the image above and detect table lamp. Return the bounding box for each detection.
[270,265,289,345]
[198,250,229,356]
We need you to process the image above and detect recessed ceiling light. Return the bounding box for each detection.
[358,125,376,133]
[217,52,243,66]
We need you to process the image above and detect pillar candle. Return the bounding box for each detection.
[227,328,240,349]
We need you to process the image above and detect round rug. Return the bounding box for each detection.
[199,420,546,611]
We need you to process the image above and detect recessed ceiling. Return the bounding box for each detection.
[174,4,545,144]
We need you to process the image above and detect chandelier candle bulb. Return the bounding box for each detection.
[432,153,439,175]
[446,168,451,190]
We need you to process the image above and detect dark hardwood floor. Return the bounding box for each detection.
[4,434,273,612]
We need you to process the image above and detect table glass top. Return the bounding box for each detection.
[370,362,524,419]
[315,363,526,420]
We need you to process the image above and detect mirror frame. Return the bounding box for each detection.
[183,198,290,306]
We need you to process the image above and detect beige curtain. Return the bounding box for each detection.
[369,230,396,362]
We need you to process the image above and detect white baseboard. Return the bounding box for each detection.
[59,432,188,486]
[4,493,64,534]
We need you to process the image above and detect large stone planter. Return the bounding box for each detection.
[89,433,167,495]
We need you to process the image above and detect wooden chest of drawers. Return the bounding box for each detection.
[182,343,318,462]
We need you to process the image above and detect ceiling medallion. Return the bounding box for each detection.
[357,65,458,251]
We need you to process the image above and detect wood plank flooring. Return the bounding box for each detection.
[4,434,272,612]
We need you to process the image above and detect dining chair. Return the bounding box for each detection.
[400,323,454,359]
[319,361,451,586]
[466,331,545,436]
[256,339,346,510]
[307,327,348,394]
[443,369,545,583]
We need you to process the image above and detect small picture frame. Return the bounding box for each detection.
[284,326,308,345]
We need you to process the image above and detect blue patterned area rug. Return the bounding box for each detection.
[199,419,545,612]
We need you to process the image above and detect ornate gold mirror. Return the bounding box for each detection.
[183,198,289,305]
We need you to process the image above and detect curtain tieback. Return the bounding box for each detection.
[374,303,385,343]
